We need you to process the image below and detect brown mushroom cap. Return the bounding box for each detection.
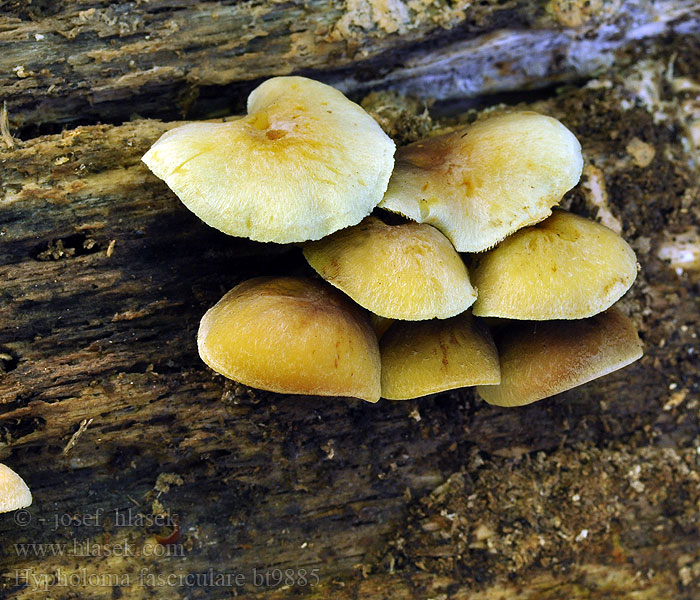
[477,307,643,407]
[143,76,395,244]
[0,464,32,513]
[379,111,583,252]
[198,277,381,402]
[471,210,638,320]
[380,312,500,400]
[304,216,476,320]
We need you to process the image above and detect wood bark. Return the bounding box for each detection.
[0,3,699,599]
[1,1,698,130]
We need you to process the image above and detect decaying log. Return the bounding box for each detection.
[0,10,699,600]
[1,1,698,130]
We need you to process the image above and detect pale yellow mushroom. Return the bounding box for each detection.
[380,313,500,400]
[143,77,395,244]
[470,210,638,320]
[304,216,476,320]
[198,277,381,403]
[0,464,32,513]
[380,111,583,252]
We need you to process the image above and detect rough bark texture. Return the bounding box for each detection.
[0,2,699,599]
[1,1,698,131]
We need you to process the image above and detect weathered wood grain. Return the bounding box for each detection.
[1,1,698,131]
[0,28,699,600]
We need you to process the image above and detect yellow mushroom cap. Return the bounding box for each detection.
[198,277,381,403]
[143,76,395,244]
[379,111,583,252]
[380,313,500,400]
[477,307,643,407]
[0,464,32,513]
[470,210,638,320]
[304,216,477,320]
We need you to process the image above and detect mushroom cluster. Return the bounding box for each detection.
[144,76,643,406]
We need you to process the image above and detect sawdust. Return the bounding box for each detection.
[384,443,699,594]
[361,91,433,144]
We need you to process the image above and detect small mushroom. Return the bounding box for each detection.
[0,464,32,513]
[477,307,643,407]
[370,313,395,340]
[198,277,381,402]
[471,210,638,320]
[304,216,476,320]
[379,111,583,252]
[380,313,500,400]
[143,76,395,244]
